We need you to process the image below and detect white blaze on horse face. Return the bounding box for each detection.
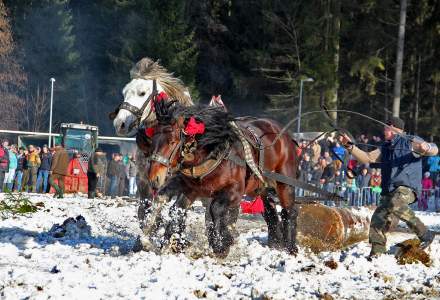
[113,78,162,137]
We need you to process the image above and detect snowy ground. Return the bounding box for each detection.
[1,194,440,300]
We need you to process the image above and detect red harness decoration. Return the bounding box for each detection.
[145,127,155,138]
[240,195,265,214]
[184,116,205,136]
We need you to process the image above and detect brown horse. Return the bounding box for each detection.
[146,100,300,256]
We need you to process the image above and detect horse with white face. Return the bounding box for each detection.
[110,58,193,233]
[111,57,193,137]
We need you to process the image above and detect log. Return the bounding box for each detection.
[296,203,371,253]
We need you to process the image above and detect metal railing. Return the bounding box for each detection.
[297,183,440,211]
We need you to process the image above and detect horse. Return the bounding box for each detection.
[146,100,300,256]
[109,57,193,227]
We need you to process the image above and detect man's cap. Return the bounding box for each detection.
[386,116,405,130]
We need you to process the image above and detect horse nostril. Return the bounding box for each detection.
[120,122,126,130]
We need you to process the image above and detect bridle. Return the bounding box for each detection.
[149,126,184,178]
[109,79,158,131]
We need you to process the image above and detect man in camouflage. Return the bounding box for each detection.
[341,116,438,259]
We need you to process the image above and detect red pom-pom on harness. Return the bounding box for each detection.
[145,127,155,138]
[183,116,205,136]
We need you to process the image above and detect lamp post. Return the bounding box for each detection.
[297,77,314,133]
[48,78,56,147]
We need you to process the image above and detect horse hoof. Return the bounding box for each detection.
[212,247,230,259]
[169,233,189,253]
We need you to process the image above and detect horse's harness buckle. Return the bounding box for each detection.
[182,137,197,162]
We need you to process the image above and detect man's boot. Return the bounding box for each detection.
[367,244,386,261]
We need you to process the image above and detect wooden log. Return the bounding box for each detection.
[296,203,371,253]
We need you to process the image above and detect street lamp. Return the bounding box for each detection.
[297,77,314,133]
[48,78,56,147]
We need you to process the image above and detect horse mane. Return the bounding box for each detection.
[130,57,193,106]
[155,101,237,153]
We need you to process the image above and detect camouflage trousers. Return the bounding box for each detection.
[369,186,427,253]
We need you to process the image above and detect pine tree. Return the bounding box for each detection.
[0,0,26,130]
[14,0,80,130]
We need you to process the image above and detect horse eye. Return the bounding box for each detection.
[139,91,146,97]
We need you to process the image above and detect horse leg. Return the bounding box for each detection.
[136,149,153,230]
[262,188,283,249]
[164,193,192,252]
[205,189,239,257]
[277,183,299,255]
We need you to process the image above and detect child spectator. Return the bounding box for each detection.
[356,166,371,205]
[420,172,433,211]
[370,168,382,205]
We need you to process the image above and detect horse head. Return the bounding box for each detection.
[148,100,186,190]
[111,57,193,137]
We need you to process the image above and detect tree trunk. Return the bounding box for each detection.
[414,55,421,134]
[392,0,408,117]
[327,0,341,122]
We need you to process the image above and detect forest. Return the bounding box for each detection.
[0,0,439,139]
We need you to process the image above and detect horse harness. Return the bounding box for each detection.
[148,121,343,202]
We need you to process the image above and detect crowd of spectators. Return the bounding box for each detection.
[297,134,440,210]
[0,138,138,199]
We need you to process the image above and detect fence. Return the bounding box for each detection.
[297,184,440,211]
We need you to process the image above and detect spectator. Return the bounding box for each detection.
[331,142,346,162]
[5,144,17,191]
[310,141,321,164]
[427,154,440,184]
[357,166,372,205]
[323,151,333,165]
[311,158,326,185]
[299,152,313,183]
[21,149,30,192]
[320,161,336,206]
[14,147,26,192]
[49,144,70,198]
[0,139,10,192]
[36,145,52,193]
[107,154,120,199]
[87,148,107,199]
[420,171,433,211]
[346,177,359,206]
[370,169,382,205]
[128,154,137,198]
[27,144,41,192]
[118,154,127,196]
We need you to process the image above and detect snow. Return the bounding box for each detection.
[1,194,440,299]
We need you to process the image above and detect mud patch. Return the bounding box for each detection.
[395,239,432,267]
